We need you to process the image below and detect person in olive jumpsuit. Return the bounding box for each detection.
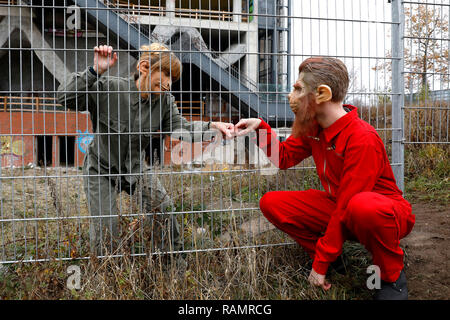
[57,44,234,256]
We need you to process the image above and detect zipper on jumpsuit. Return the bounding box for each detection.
[308,135,332,196]
[323,158,332,195]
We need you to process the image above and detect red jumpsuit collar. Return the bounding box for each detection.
[323,105,359,143]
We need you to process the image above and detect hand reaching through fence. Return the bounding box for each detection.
[210,121,235,139]
[234,118,262,136]
[93,45,118,75]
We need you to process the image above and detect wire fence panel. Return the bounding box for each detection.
[402,0,449,145]
[0,0,428,264]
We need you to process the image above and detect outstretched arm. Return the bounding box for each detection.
[235,118,312,169]
[162,94,235,142]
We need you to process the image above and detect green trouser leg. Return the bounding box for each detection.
[139,169,182,253]
[83,158,119,256]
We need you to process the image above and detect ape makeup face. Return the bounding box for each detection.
[288,73,319,138]
[288,57,350,138]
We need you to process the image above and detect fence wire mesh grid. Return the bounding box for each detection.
[0,0,448,264]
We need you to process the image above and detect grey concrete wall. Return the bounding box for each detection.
[48,34,137,79]
[0,30,138,94]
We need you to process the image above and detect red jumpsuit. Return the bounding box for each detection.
[256,105,415,282]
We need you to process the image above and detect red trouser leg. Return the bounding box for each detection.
[259,189,415,283]
[342,192,415,283]
[259,189,335,259]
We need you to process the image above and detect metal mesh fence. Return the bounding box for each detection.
[402,0,449,145]
[0,0,445,264]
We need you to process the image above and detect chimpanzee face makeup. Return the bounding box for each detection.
[289,73,319,138]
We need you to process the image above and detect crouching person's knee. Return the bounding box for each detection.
[343,192,386,233]
[259,191,280,222]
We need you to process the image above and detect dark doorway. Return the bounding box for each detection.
[59,136,75,166]
[36,136,53,167]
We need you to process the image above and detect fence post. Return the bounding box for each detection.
[391,0,405,191]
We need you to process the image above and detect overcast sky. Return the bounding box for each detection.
[290,0,393,98]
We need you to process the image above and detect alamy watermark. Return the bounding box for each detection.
[67,265,81,290]
[169,128,282,167]
[366,265,381,290]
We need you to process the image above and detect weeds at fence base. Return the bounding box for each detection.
[405,144,449,204]
[0,239,374,300]
[1,144,447,299]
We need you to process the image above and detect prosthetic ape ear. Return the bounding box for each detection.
[315,84,333,104]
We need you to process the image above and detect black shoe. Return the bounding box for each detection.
[302,255,348,276]
[300,259,313,276]
[329,255,348,275]
[374,269,408,300]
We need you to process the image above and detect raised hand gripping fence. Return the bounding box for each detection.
[0,0,447,264]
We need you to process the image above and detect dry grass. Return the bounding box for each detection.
[0,238,373,300]
[0,164,376,300]
[358,100,449,145]
[404,102,449,143]
[0,164,323,264]
[404,144,449,204]
[402,100,449,204]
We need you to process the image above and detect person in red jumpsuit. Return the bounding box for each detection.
[234,57,415,300]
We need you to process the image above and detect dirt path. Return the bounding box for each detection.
[401,200,449,300]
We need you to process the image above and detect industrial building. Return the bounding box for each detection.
[0,0,292,167]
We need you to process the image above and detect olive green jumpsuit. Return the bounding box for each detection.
[57,67,210,256]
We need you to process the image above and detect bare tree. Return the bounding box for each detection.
[374,4,449,95]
